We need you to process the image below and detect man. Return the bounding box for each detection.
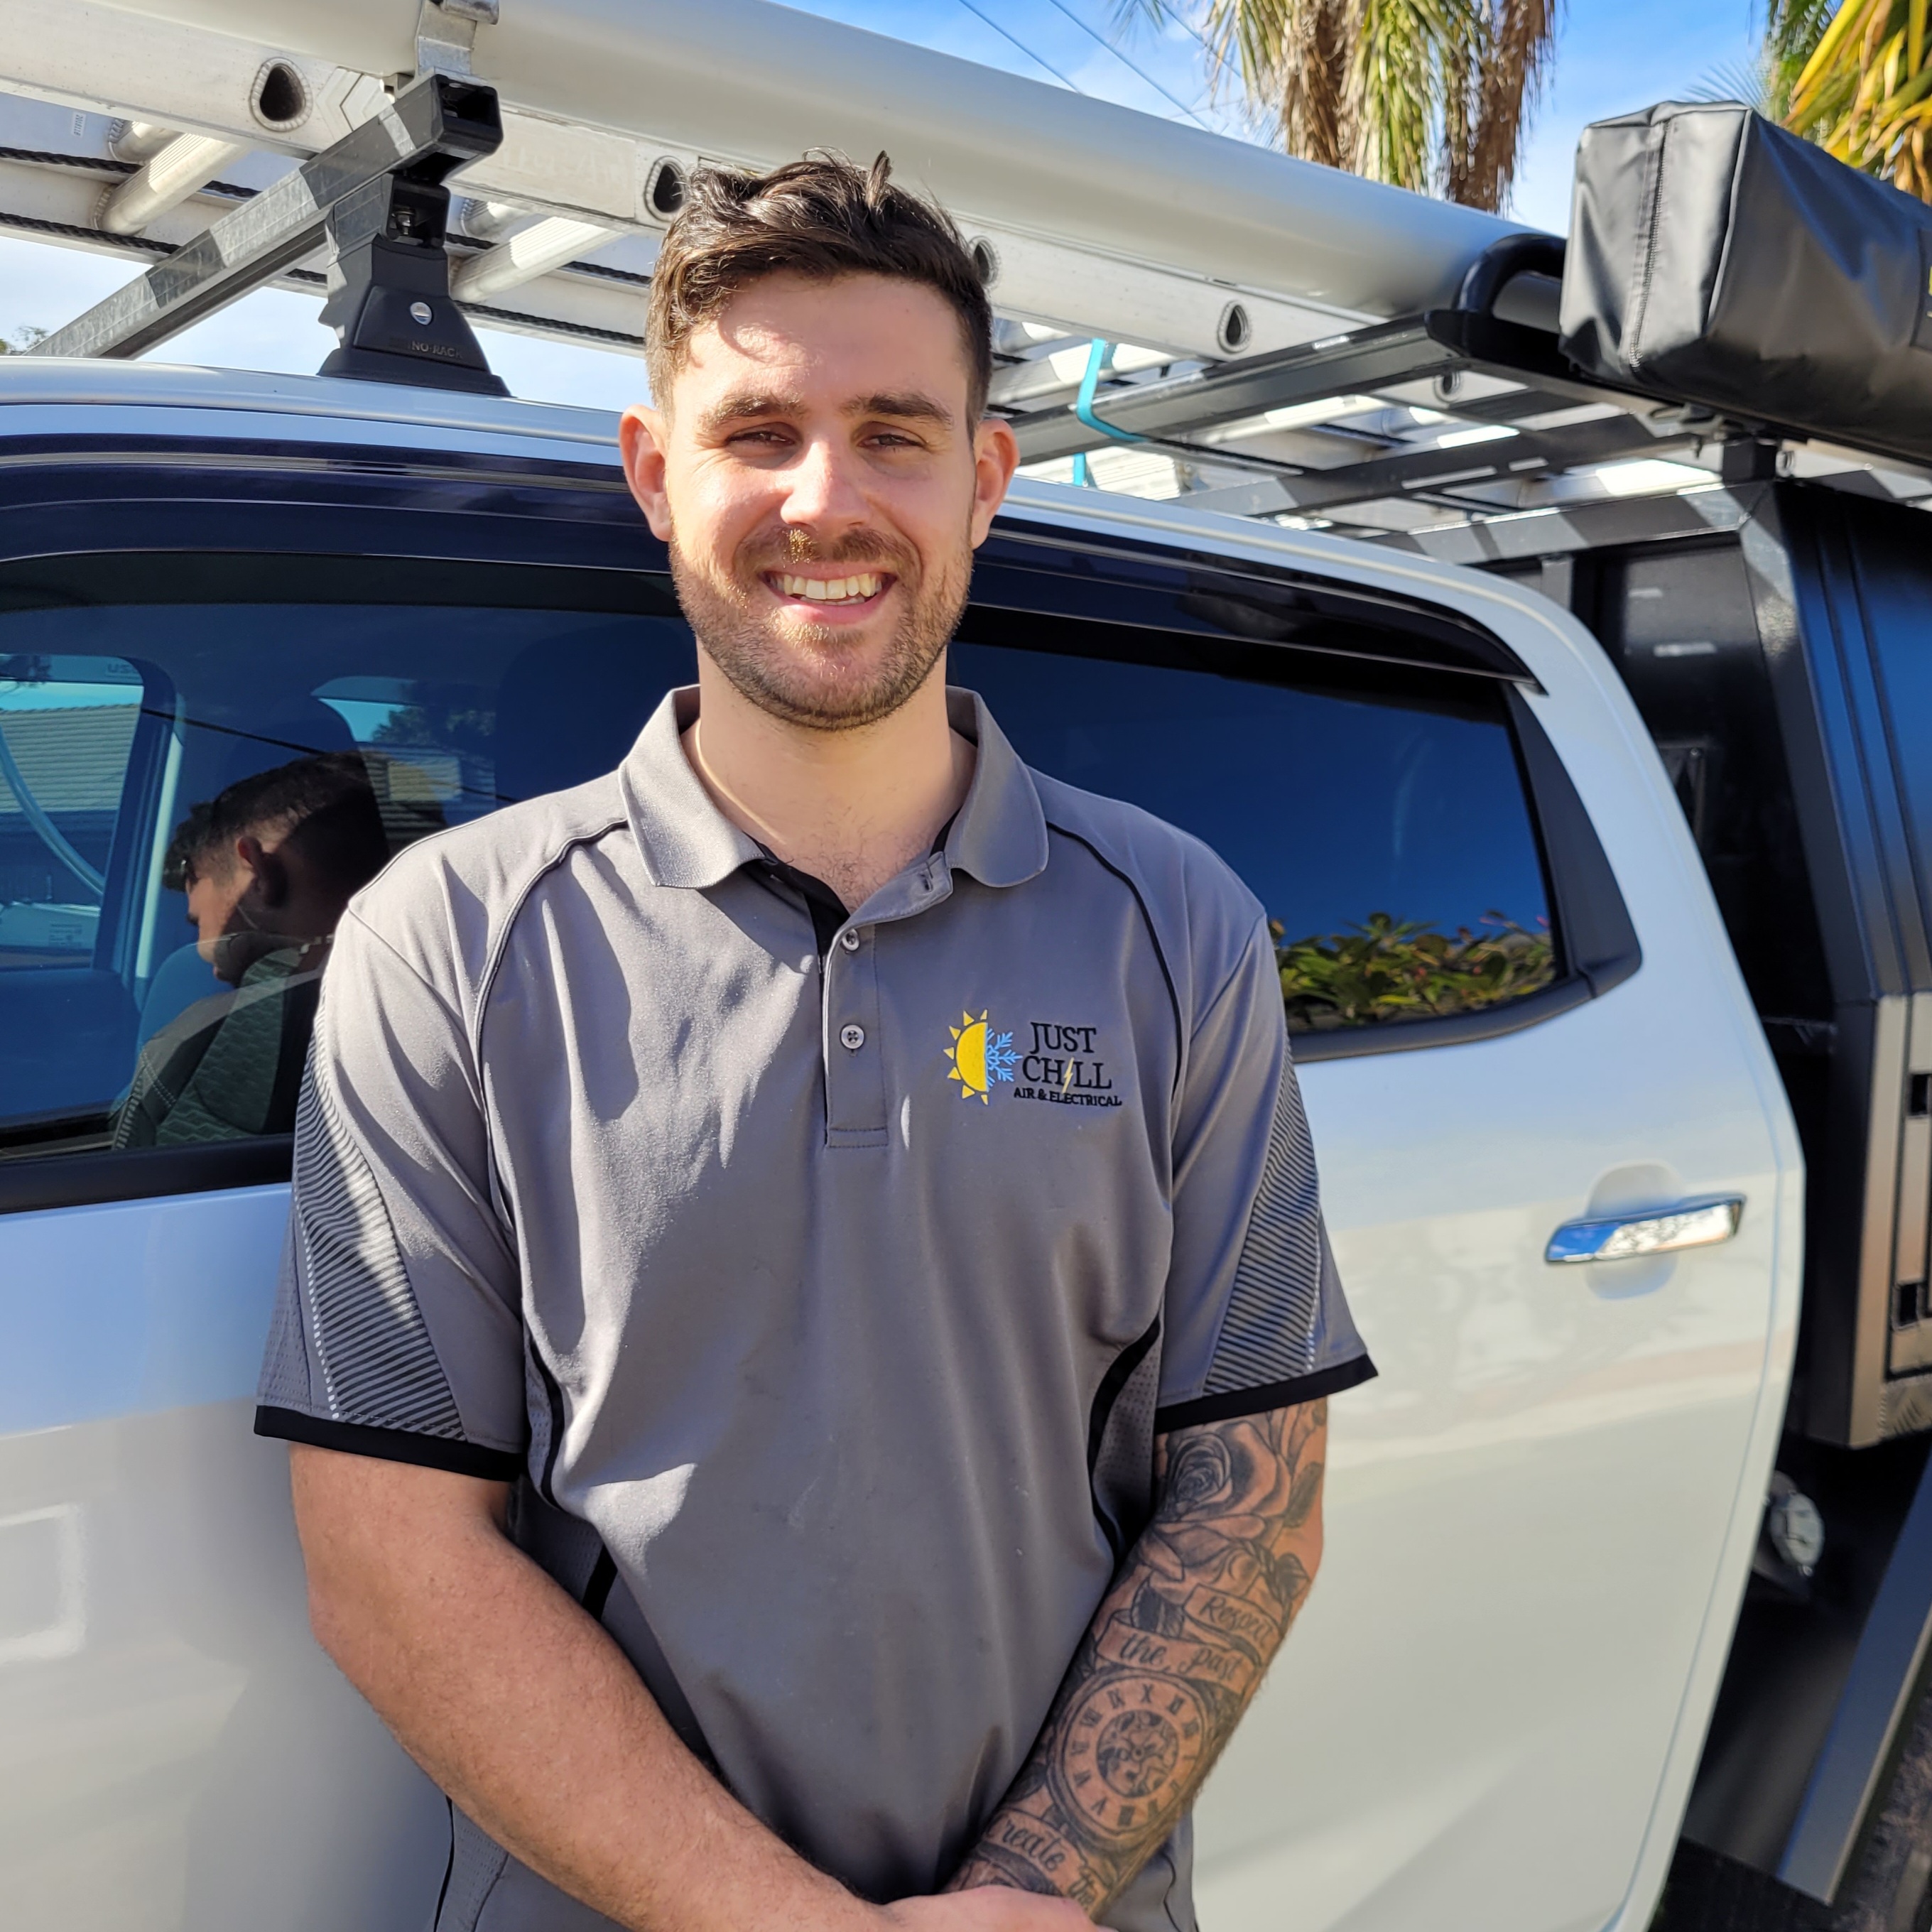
[115,750,390,1147]
[256,155,1374,1932]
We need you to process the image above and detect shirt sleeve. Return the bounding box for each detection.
[1154,914,1375,1431]
[254,907,528,1479]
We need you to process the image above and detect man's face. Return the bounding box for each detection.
[183,851,257,979]
[619,271,1017,730]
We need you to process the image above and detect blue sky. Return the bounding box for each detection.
[0,0,1763,411]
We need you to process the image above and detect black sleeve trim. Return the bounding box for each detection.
[254,1406,525,1480]
[1154,1355,1377,1432]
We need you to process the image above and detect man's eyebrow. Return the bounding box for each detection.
[697,389,956,433]
[698,391,809,433]
[846,391,955,428]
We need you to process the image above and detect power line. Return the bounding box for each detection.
[1038,0,1214,126]
[1139,2,1221,68]
[1126,1,1239,115]
[953,0,1088,92]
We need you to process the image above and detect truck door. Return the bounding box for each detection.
[959,507,1801,1932]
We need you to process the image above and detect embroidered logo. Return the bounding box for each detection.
[944,1009,1018,1102]
[1013,1021,1122,1109]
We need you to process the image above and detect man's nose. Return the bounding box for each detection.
[778,433,869,534]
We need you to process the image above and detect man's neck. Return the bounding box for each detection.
[680,658,975,911]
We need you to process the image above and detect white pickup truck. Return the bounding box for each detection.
[3,7,1932,1932]
[0,343,1864,1932]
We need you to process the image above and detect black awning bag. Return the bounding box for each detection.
[1559,100,1932,465]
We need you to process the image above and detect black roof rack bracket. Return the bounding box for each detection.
[317,156,507,396]
[24,72,507,398]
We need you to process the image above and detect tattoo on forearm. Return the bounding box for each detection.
[949,1399,1327,1916]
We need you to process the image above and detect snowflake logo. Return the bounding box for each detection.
[986,1029,1018,1084]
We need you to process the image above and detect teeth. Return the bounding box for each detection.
[777,572,882,602]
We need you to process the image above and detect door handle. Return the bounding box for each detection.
[1546,1195,1744,1264]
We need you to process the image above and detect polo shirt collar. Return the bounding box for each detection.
[942,688,1049,890]
[620,688,761,890]
[618,684,1049,894]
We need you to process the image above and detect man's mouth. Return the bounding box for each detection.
[764,570,890,608]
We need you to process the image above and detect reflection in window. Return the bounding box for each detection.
[113,751,391,1148]
[952,636,1556,1034]
[1272,911,1553,1033]
[0,607,696,1157]
[0,655,142,967]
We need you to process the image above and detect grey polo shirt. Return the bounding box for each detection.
[256,686,1372,1932]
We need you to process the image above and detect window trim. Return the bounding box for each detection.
[0,1136,293,1215]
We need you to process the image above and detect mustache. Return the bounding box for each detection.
[742,528,910,572]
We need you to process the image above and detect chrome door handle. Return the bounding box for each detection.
[1546,1196,1744,1264]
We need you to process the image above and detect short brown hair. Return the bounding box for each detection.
[645,152,994,421]
[164,750,389,896]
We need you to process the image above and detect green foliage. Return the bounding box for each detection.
[0,327,48,356]
[1766,0,1840,117]
[1274,910,1555,1031]
[1784,0,1932,201]
[370,698,494,757]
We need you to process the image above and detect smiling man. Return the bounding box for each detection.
[257,156,1374,1932]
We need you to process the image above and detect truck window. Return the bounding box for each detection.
[0,574,1563,1168]
[954,633,1556,1040]
[0,602,697,1163]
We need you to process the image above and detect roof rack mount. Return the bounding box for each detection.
[24,70,507,396]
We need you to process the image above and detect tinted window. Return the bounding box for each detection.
[0,571,1556,1164]
[0,602,694,1158]
[1,656,143,963]
[954,635,1553,1036]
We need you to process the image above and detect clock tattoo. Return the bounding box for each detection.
[1051,1675,1210,1844]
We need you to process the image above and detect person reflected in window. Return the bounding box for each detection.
[114,751,391,1148]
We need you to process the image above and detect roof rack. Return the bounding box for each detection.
[26,70,506,394]
[1,0,1926,541]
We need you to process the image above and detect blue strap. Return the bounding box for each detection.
[1070,339,1144,486]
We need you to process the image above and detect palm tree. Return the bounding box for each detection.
[1779,0,1932,202]
[1117,0,1561,212]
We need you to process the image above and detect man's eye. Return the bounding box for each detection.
[727,428,792,448]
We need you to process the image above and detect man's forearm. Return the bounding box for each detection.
[289,1445,868,1932]
[949,1400,1327,1917]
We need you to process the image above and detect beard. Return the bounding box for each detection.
[668,519,972,732]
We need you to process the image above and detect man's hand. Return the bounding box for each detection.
[945,1400,1327,1919]
[886,1890,1091,1932]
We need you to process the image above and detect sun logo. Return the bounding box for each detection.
[945,1009,1017,1102]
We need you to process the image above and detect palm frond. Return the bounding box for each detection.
[1688,51,1778,114]
[1350,0,1448,192]
[1785,0,1932,201]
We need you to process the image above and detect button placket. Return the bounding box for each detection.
[823,923,887,1146]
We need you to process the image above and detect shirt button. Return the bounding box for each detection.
[840,928,861,953]
[839,1024,866,1051]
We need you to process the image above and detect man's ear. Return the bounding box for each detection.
[969,415,1020,548]
[235,834,288,910]
[620,406,675,541]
